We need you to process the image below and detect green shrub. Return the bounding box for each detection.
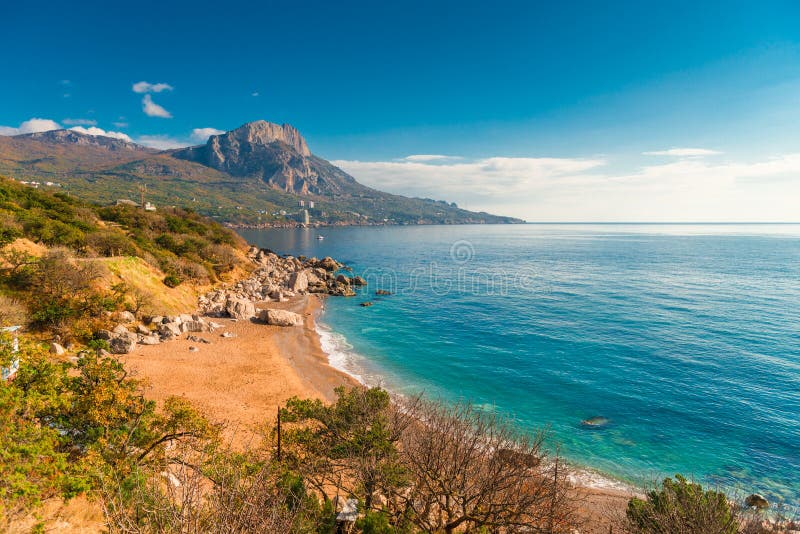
[163,275,181,288]
[625,475,737,534]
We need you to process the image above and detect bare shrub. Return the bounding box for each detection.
[397,400,577,533]
[0,295,26,327]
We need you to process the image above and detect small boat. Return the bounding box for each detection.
[316,235,325,240]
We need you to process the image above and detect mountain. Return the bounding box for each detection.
[172,121,358,196]
[20,129,153,153]
[0,122,524,225]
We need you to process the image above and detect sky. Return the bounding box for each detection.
[2,0,800,221]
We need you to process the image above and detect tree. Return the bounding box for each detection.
[280,386,417,511]
[624,475,738,534]
[397,400,575,533]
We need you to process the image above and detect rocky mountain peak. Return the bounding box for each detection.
[212,121,311,157]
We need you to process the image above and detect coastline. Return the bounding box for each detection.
[125,289,633,530]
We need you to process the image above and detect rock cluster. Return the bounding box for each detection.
[96,314,220,354]
[198,250,362,318]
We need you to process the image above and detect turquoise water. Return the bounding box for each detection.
[239,224,800,502]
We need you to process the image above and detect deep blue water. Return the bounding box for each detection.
[239,224,800,502]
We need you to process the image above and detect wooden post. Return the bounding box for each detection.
[276,405,282,462]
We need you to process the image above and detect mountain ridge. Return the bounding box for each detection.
[0,121,524,225]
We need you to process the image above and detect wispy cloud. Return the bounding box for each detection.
[0,118,62,136]
[68,126,132,142]
[62,118,97,126]
[135,135,186,150]
[142,94,172,118]
[132,81,173,93]
[251,91,260,97]
[190,127,225,143]
[643,148,722,157]
[400,154,462,163]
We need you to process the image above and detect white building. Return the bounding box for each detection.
[308,201,315,209]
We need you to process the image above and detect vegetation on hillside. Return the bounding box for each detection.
[0,176,247,339]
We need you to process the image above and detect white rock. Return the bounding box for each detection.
[261,309,303,327]
[49,342,66,355]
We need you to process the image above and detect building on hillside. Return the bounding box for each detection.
[1,326,21,381]
[144,202,157,211]
[299,200,305,207]
[308,200,315,209]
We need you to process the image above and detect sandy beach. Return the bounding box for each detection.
[125,294,358,444]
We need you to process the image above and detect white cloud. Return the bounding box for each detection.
[251,91,260,97]
[643,148,722,157]
[401,154,462,163]
[142,94,172,118]
[132,81,173,93]
[332,156,606,200]
[135,135,187,150]
[62,118,97,126]
[0,118,62,136]
[112,121,129,128]
[333,152,800,221]
[68,126,132,142]
[190,127,225,143]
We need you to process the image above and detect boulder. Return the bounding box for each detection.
[158,322,182,337]
[375,289,392,296]
[146,315,164,325]
[336,274,351,285]
[226,298,256,320]
[745,494,769,509]
[118,310,136,323]
[138,334,161,345]
[109,336,136,354]
[180,320,207,333]
[112,324,130,335]
[261,309,303,327]
[49,342,66,355]
[136,324,151,335]
[319,257,339,271]
[351,276,367,286]
[360,301,373,307]
[288,271,309,293]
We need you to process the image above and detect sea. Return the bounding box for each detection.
[238,224,800,504]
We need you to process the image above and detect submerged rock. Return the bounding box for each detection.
[581,416,610,428]
[375,289,392,296]
[360,301,373,307]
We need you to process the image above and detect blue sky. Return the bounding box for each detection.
[2,0,800,221]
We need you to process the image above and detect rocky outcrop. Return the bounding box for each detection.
[745,494,769,509]
[198,250,359,318]
[171,121,359,196]
[261,309,303,327]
